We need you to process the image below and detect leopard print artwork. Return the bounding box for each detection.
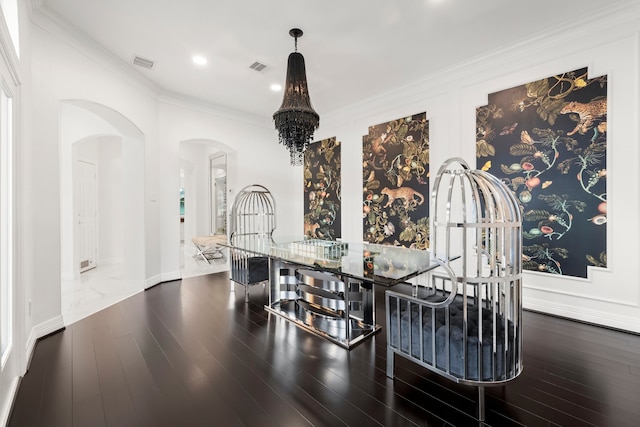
[381,187,425,208]
[559,98,607,136]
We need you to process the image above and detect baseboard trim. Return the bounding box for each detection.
[1,376,20,427]
[145,271,181,289]
[9,317,65,426]
[25,315,65,371]
[524,299,640,334]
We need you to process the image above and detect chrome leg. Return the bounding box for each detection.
[478,385,485,422]
[386,347,394,378]
[192,243,211,264]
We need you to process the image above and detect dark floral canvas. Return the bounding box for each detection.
[363,113,430,248]
[303,137,341,240]
[476,67,607,278]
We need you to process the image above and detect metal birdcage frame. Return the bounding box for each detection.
[229,184,277,302]
[386,158,523,421]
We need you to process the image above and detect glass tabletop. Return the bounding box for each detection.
[223,237,443,286]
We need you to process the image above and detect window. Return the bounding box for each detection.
[0,83,13,368]
[0,0,19,57]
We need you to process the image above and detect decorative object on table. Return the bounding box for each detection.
[386,157,523,422]
[476,67,607,278]
[288,239,348,260]
[303,137,341,240]
[362,112,430,248]
[273,28,319,166]
[229,184,276,302]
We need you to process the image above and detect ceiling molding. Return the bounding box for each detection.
[158,90,272,129]
[28,1,280,128]
[323,1,640,129]
[27,0,640,130]
[28,2,161,99]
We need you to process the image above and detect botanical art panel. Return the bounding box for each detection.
[363,113,429,248]
[476,67,607,278]
[303,137,341,240]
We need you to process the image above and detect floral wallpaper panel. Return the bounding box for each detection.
[363,113,430,248]
[476,67,607,278]
[303,137,341,240]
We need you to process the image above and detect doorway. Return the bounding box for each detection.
[76,160,97,273]
[179,140,233,278]
[59,101,145,325]
[210,152,227,236]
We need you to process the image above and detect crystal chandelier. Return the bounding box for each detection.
[273,28,320,166]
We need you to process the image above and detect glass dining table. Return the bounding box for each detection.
[224,237,446,349]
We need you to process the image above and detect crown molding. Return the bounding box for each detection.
[26,0,639,132]
[28,1,275,129]
[323,0,640,128]
[159,90,272,129]
[28,1,161,99]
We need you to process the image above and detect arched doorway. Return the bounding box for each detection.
[59,100,146,325]
[179,139,235,278]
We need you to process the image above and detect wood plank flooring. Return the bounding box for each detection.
[9,272,640,426]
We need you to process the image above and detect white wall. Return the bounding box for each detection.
[97,136,123,265]
[180,142,211,237]
[26,20,160,334]
[158,101,301,278]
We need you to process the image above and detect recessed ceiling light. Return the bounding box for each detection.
[192,55,207,65]
[270,84,282,91]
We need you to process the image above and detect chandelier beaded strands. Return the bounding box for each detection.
[273,28,320,166]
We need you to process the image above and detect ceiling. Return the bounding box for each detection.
[36,0,624,120]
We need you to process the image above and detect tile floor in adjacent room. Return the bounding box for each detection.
[61,243,230,326]
[180,241,230,279]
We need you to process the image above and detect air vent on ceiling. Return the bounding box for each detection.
[133,56,155,69]
[249,61,269,73]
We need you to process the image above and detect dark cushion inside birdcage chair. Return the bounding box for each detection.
[388,296,513,381]
[230,254,269,285]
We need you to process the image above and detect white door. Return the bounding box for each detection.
[77,160,97,273]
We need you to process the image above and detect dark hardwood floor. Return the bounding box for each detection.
[9,272,640,426]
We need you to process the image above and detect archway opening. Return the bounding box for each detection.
[179,139,235,278]
[59,100,145,325]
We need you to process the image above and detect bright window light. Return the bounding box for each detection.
[0,0,19,57]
